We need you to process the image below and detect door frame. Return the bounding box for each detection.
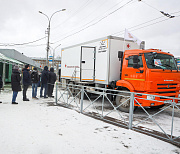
[80,46,96,82]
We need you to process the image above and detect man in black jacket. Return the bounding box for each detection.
[40,66,49,98]
[31,67,39,99]
[11,65,21,104]
[48,67,57,97]
[22,64,31,101]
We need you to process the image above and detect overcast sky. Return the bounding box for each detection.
[0,0,180,58]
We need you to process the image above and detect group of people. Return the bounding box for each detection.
[11,64,57,104]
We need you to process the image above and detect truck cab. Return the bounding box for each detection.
[116,49,180,111]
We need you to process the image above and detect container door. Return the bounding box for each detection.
[81,46,95,81]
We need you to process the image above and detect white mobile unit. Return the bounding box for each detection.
[61,36,143,85]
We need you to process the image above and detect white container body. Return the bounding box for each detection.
[61,36,142,85]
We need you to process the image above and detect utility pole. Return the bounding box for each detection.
[46,22,50,66]
[39,9,66,67]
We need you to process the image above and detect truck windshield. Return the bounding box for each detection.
[144,53,177,70]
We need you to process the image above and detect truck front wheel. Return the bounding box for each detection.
[116,92,137,113]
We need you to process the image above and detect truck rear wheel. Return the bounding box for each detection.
[116,92,137,113]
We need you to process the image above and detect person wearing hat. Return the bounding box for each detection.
[31,67,39,99]
[22,64,31,101]
[11,65,21,104]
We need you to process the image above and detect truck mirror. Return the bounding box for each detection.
[133,64,140,69]
[133,55,140,63]
[118,51,123,59]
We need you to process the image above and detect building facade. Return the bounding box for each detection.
[0,49,41,84]
[31,57,61,74]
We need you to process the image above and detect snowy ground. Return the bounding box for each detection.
[0,85,180,154]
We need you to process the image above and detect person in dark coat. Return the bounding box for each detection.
[31,67,39,99]
[48,67,57,97]
[40,66,49,98]
[22,64,31,101]
[11,65,21,104]
[0,75,3,103]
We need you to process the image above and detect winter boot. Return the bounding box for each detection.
[23,98,29,101]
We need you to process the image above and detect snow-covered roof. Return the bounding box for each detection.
[0,53,23,65]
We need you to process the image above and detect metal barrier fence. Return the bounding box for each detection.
[55,82,180,146]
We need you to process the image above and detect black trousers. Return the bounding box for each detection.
[48,84,54,97]
[23,85,29,99]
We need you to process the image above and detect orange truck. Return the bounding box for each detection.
[115,49,180,112]
[61,36,180,112]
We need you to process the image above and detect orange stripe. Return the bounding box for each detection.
[61,76,105,81]
[61,76,80,79]
[95,79,105,81]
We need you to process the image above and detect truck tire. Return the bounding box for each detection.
[116,92,137,113]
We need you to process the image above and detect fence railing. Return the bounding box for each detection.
[55,82,180,146]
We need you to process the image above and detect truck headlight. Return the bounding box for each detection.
[147,95,155,100]
[178,94,180,98]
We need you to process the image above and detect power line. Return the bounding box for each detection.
[1,0,123,47]
[52,0,134,44]
[51,0,108,39]
[38,11,180,47]
[0,36,47,46]
[140,1,159,12]
[2,1,179,48]
[141,1,175,18]
[52,0,93,30]
[112,16,164,36]
[79,0,127,29]
[112,11,180,36]
[52,0,178,43]
[0,1,93,47]
[4,0,133,47]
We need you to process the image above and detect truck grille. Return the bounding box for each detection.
[157,83,177,90]
[157,84,177,86]
[158,87,176,89]
[156,83,177,96]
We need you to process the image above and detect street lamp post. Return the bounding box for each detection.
[53,44,61,68]
[39,9,66,67]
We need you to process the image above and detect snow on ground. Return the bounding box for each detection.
[0,86,180,154]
